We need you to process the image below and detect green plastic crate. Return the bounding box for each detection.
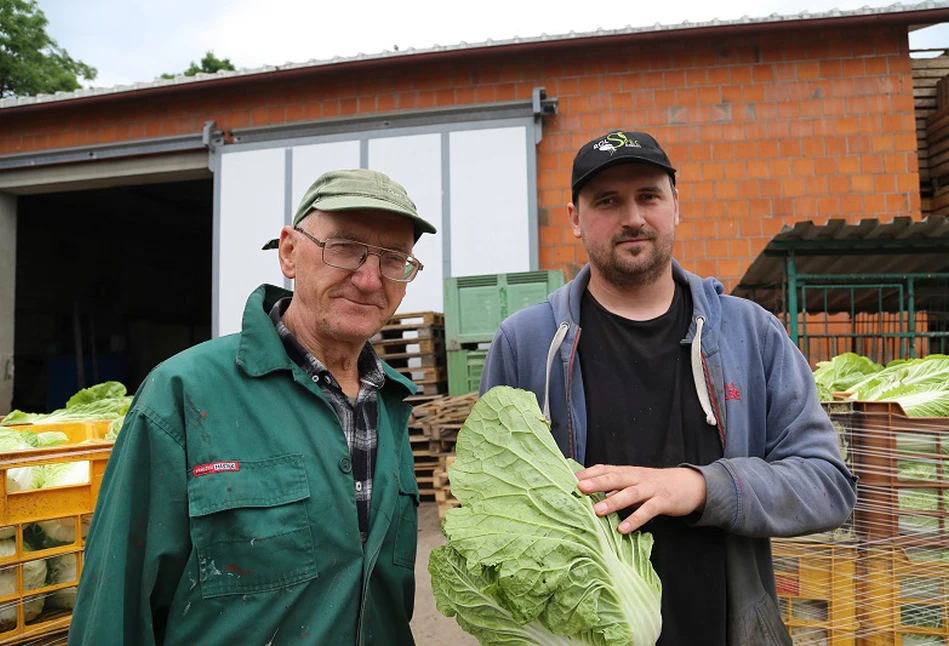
[443,270,565,349]
[447,345,490,396]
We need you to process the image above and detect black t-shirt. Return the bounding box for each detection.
[579,282,728,646]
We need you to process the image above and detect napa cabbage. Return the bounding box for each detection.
[44,553,78,610]
[0,539,47,627]
[429,386,662,645]
[0,381,132,426]
[848,354,949,417]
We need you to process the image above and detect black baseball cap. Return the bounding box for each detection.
[571,130,677,198]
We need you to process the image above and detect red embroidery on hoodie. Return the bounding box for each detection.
[725,382,741,401]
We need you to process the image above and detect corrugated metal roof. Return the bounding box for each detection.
[732,216,949,314]
[2,1,948,111]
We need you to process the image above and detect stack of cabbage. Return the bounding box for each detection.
[813,353,949,418]
[814,354,948,634]
[429,386,662,645]
[0,381,130,628]
[814,354,949,541]
[0,426,90,627]
[1,381,131,437]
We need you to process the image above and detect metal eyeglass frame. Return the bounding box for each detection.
[293,227,423,282]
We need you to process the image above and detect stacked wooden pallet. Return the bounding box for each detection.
[432,454,458,520]
[406,393,477,503]
[927,105,949,216]
[372,311,447,395]
[914,55,949,196]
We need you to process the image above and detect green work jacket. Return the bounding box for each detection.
[69,285,420,646]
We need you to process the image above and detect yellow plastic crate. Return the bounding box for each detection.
[0,441,112,644]
[773,539,859,645]
[858,544,949,645]
[6,420,113,445]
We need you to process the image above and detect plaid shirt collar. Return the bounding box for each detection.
[268,297,385,389]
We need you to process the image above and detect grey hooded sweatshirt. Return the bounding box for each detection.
[479,261,857,645]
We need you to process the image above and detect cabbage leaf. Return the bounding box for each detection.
[812,352,883,395]
[430,386,662,645]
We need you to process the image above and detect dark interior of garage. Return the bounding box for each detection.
[13,179,213,412]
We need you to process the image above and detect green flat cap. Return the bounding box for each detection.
[262,169,436,249]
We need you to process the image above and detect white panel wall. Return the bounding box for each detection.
[291,141,361,216]
[368,134,443,314]
[449,127,530,277]
[214,122,535,338]
[217,148,286,337]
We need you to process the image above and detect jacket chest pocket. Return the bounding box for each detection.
[187,454,318,599]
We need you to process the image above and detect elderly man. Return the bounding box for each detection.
[70,169,436,645]
[480,131,856,645]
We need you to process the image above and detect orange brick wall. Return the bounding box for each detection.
[0,24,919,290]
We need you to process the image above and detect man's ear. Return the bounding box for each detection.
[673,188,680,227]
[567,202,582,240]
[277,226,297,279]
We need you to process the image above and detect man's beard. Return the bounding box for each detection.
[583,227,675,289]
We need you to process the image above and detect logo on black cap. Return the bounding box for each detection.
[593,132,643,156]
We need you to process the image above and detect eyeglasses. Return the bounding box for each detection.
[294,228,423,282]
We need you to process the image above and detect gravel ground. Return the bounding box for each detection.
[411,502,479,646]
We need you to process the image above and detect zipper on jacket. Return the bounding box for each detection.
[566,326,581,460]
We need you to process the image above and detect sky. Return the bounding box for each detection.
[38,0,949,90]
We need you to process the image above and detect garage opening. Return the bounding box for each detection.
[12,179,213,412]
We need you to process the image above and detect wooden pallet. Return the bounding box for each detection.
[374,338,446,369]
[406,394,477,463]
[410,381,448,396]
[381,311,445,329]
[373,311,448,394]
[414,459,439,500]
[428,422,461,455]
[406,393,443,408]
[434,454,458,519]
[374,336,445,356]
[372,324,445,342]
[408,422,430,458]
[393,365,445,381]
[411,393,478,425]
[390,365,447,395]
[435,490,460,519]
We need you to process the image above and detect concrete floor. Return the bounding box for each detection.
[411,502,479,646]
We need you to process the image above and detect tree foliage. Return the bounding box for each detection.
[161,51,235,79]
[0,0,97,99]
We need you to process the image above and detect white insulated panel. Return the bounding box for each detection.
[368,134,443,315]
[448,127,530,278]
[217,148,286,337]
[291,141,361,216]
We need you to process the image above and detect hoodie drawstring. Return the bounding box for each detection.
[543,322,570,422]
[690,316,718,427]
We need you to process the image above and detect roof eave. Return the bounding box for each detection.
[3,6,949,117]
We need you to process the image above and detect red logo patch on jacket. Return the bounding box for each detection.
[192,461,240,477]
[725,382,741,401]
